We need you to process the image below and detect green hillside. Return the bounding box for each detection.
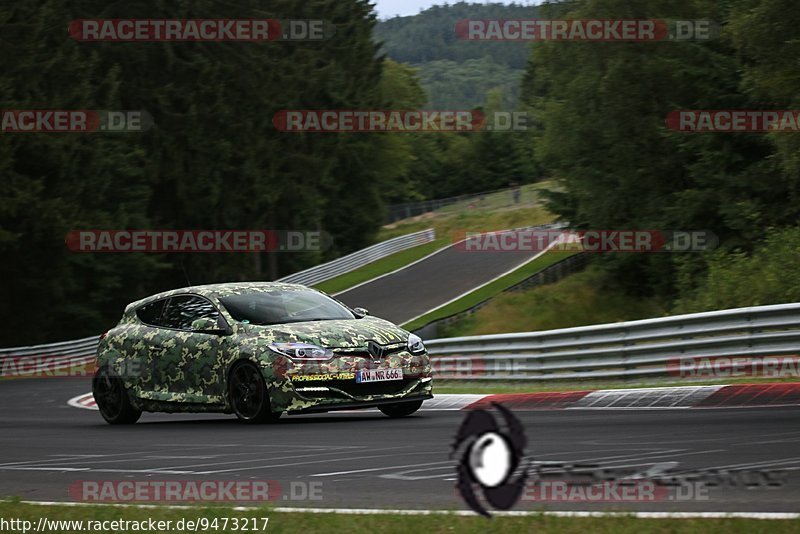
[375,2,539,109]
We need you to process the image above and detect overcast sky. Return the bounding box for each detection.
[374,0,539,20]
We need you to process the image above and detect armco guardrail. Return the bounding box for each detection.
[4,303,799,382]
[0,229,437,373]
[425,303,800,380]
[0,336,99,376]
[412,252,589,339]
[278,228,435,287]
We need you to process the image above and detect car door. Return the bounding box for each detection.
[130,298,171,399]
[148,294,226,404]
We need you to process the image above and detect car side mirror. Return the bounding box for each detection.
[191,317,230,336]
[352,307,369,318]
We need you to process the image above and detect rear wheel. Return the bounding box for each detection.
[229,362,281,424]
[93,367,141,425]
[379,400,424,418]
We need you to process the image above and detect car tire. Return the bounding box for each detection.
[229,361,281,424]
[93,367,142,425]
[379,400,424,418]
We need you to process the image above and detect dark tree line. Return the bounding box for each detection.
[1,0,391,344]
[522,0,800,310]
[1,1,536,345]
[10,0,794,345]
[375,1,538,69]
[375,2,539,110]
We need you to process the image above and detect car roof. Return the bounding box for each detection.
[125,281,312,311]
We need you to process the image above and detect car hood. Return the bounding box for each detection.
[244,316,410,349]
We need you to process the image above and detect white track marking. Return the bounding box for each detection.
[155,446,394,471]
[693,455,800,472]
[0,467,93,472]
[143,455,220,460]
[0,447,410,476]
[0,451,169,468]
[0,466,196,474]
[332,241,454,296]
[563,449,689,464]
[194,450,436,475]
[268,509,800,519]
[3,500,799,519]
[310,460,452,478]
[380,466,455,481]
[401,236,561,326]
[588,449,728,467]
[156,443,362,450]
[423,394,487,410]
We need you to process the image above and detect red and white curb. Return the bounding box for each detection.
[464,383,800,410]
[68,392,97,410]
[67,383,800,412]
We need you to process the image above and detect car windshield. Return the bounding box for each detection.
[219,290,355,326]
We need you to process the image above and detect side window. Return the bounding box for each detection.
[161,295,220,331]
[135,299,167,326]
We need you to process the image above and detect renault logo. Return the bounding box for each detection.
[367,340,386,360]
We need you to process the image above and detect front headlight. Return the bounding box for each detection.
[268,342,334,361]
[408,334,426,355]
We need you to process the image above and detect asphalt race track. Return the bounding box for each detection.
[335,239,544,324]
[2,378,800,512]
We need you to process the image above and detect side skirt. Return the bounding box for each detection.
[133,399,230,414]
[287,394,432,415]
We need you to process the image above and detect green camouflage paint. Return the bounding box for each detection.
[97,282,432,415]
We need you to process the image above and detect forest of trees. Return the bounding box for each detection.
[375,2,538,109]
[523,0,800,311]
[0,1,534,345]
[3,0,800,345]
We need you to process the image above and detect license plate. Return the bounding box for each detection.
[356,368,403,383]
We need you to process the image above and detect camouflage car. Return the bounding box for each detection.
[93,282,432,424]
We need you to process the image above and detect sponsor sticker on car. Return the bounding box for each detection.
[356,368,403,383]
[292,373,355,382]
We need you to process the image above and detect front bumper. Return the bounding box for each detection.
[288,393,433,415]
[261,349,433,414]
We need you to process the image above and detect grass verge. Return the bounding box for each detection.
[378,182,553,242]
[437,265,666,337]
[0,502,797,534]
[314,239,446,295]
[378,205,553,243]
[402,250,577,332]
[315,183,555,295]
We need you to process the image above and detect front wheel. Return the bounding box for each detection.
[379,400,424,418]
[229,362,281,424]
[93,367,142,425]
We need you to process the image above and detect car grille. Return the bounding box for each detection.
[295,378,415,398]
[333,345,406,360]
